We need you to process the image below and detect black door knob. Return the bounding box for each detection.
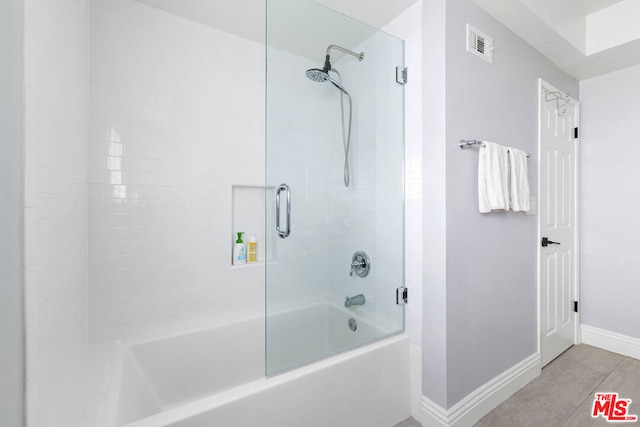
[541,237,561,247]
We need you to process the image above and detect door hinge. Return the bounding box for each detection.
[574,127,579,139]
[574,301,579,313]
[396,286,408,305]
[396,66,407,85]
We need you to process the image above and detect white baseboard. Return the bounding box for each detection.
[581,325,640,360]
[419,353,541,427]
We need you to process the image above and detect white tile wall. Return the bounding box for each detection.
[23,0,90,425]
[88,0,265,342]
[0,0,25,424]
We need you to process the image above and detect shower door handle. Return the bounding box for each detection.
[276,183,291,238]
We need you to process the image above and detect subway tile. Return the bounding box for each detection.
[89,123,108,141]
[107,142,124,157]
[105,156,122,171]
[108,171,123,185]
[89,142,114,163]
[88,169,109,184]
[87,0,267,344]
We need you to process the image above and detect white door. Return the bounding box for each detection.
[538,79,580,367]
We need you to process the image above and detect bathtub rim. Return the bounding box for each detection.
[118,300,401,350]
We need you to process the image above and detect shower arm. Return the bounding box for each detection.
[326,45,364,62]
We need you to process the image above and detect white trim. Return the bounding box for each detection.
[420,397,449,427]
[536,78,543,365]
[581,325,640,360]
[574,98,582,346]
[419,353,541,427]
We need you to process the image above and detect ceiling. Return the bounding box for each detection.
[472,0,640,80]
[134,0,266,44]
[134,0,638,81]
[134,0,416,60]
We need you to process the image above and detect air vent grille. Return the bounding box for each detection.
[467,24,493,64]
[476,35,485,54]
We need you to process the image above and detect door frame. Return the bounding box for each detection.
[536,78,581,366]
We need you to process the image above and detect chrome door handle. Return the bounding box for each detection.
[276,183,291,238]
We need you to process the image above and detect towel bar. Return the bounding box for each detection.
[459,139,530,158]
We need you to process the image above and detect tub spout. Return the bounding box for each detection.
[344,294,366,308]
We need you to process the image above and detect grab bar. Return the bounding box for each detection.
[276,183,291,238]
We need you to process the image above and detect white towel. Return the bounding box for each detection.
[508,148,530,212]
[478,141,510,213]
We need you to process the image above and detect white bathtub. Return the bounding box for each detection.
[111,317,265,425]
[96,303,410,427]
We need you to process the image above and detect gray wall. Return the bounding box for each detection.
[0,0,25,424]
[580,64,640,340]
[421,0,579,409]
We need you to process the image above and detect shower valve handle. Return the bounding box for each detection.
[350,251,371,278]
[350,259,364,276]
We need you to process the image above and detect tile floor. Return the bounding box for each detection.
[394,417,422,427]
[475,345,640,426]
[395,345,640,427]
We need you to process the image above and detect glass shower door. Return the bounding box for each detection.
[266,0,405,375]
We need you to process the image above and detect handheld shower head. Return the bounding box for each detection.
[305,68,350,97]
[305,44,364,188]
[305,68,329,82]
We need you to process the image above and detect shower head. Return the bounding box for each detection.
[306,67,350,98]
[306,44,363,89]
[305,48,360,188]
[305,68,330,83]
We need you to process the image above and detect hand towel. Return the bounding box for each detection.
[508,147,530,212]
[478,141,510,213]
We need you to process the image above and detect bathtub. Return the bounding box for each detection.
[95,303,410,427]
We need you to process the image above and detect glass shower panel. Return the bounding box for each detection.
[266,0,405,375]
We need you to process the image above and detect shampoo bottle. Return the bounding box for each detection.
[247,234,257,263]
[233,232,246,265]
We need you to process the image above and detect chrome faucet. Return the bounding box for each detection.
[344,294,366,308]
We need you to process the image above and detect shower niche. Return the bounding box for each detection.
[266,0,405,374]
[231,185,268,266]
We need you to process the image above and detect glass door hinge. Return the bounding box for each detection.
[396,66,407,85]
[396,286,408,305]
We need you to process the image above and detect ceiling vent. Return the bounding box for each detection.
[467,24,493,64]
